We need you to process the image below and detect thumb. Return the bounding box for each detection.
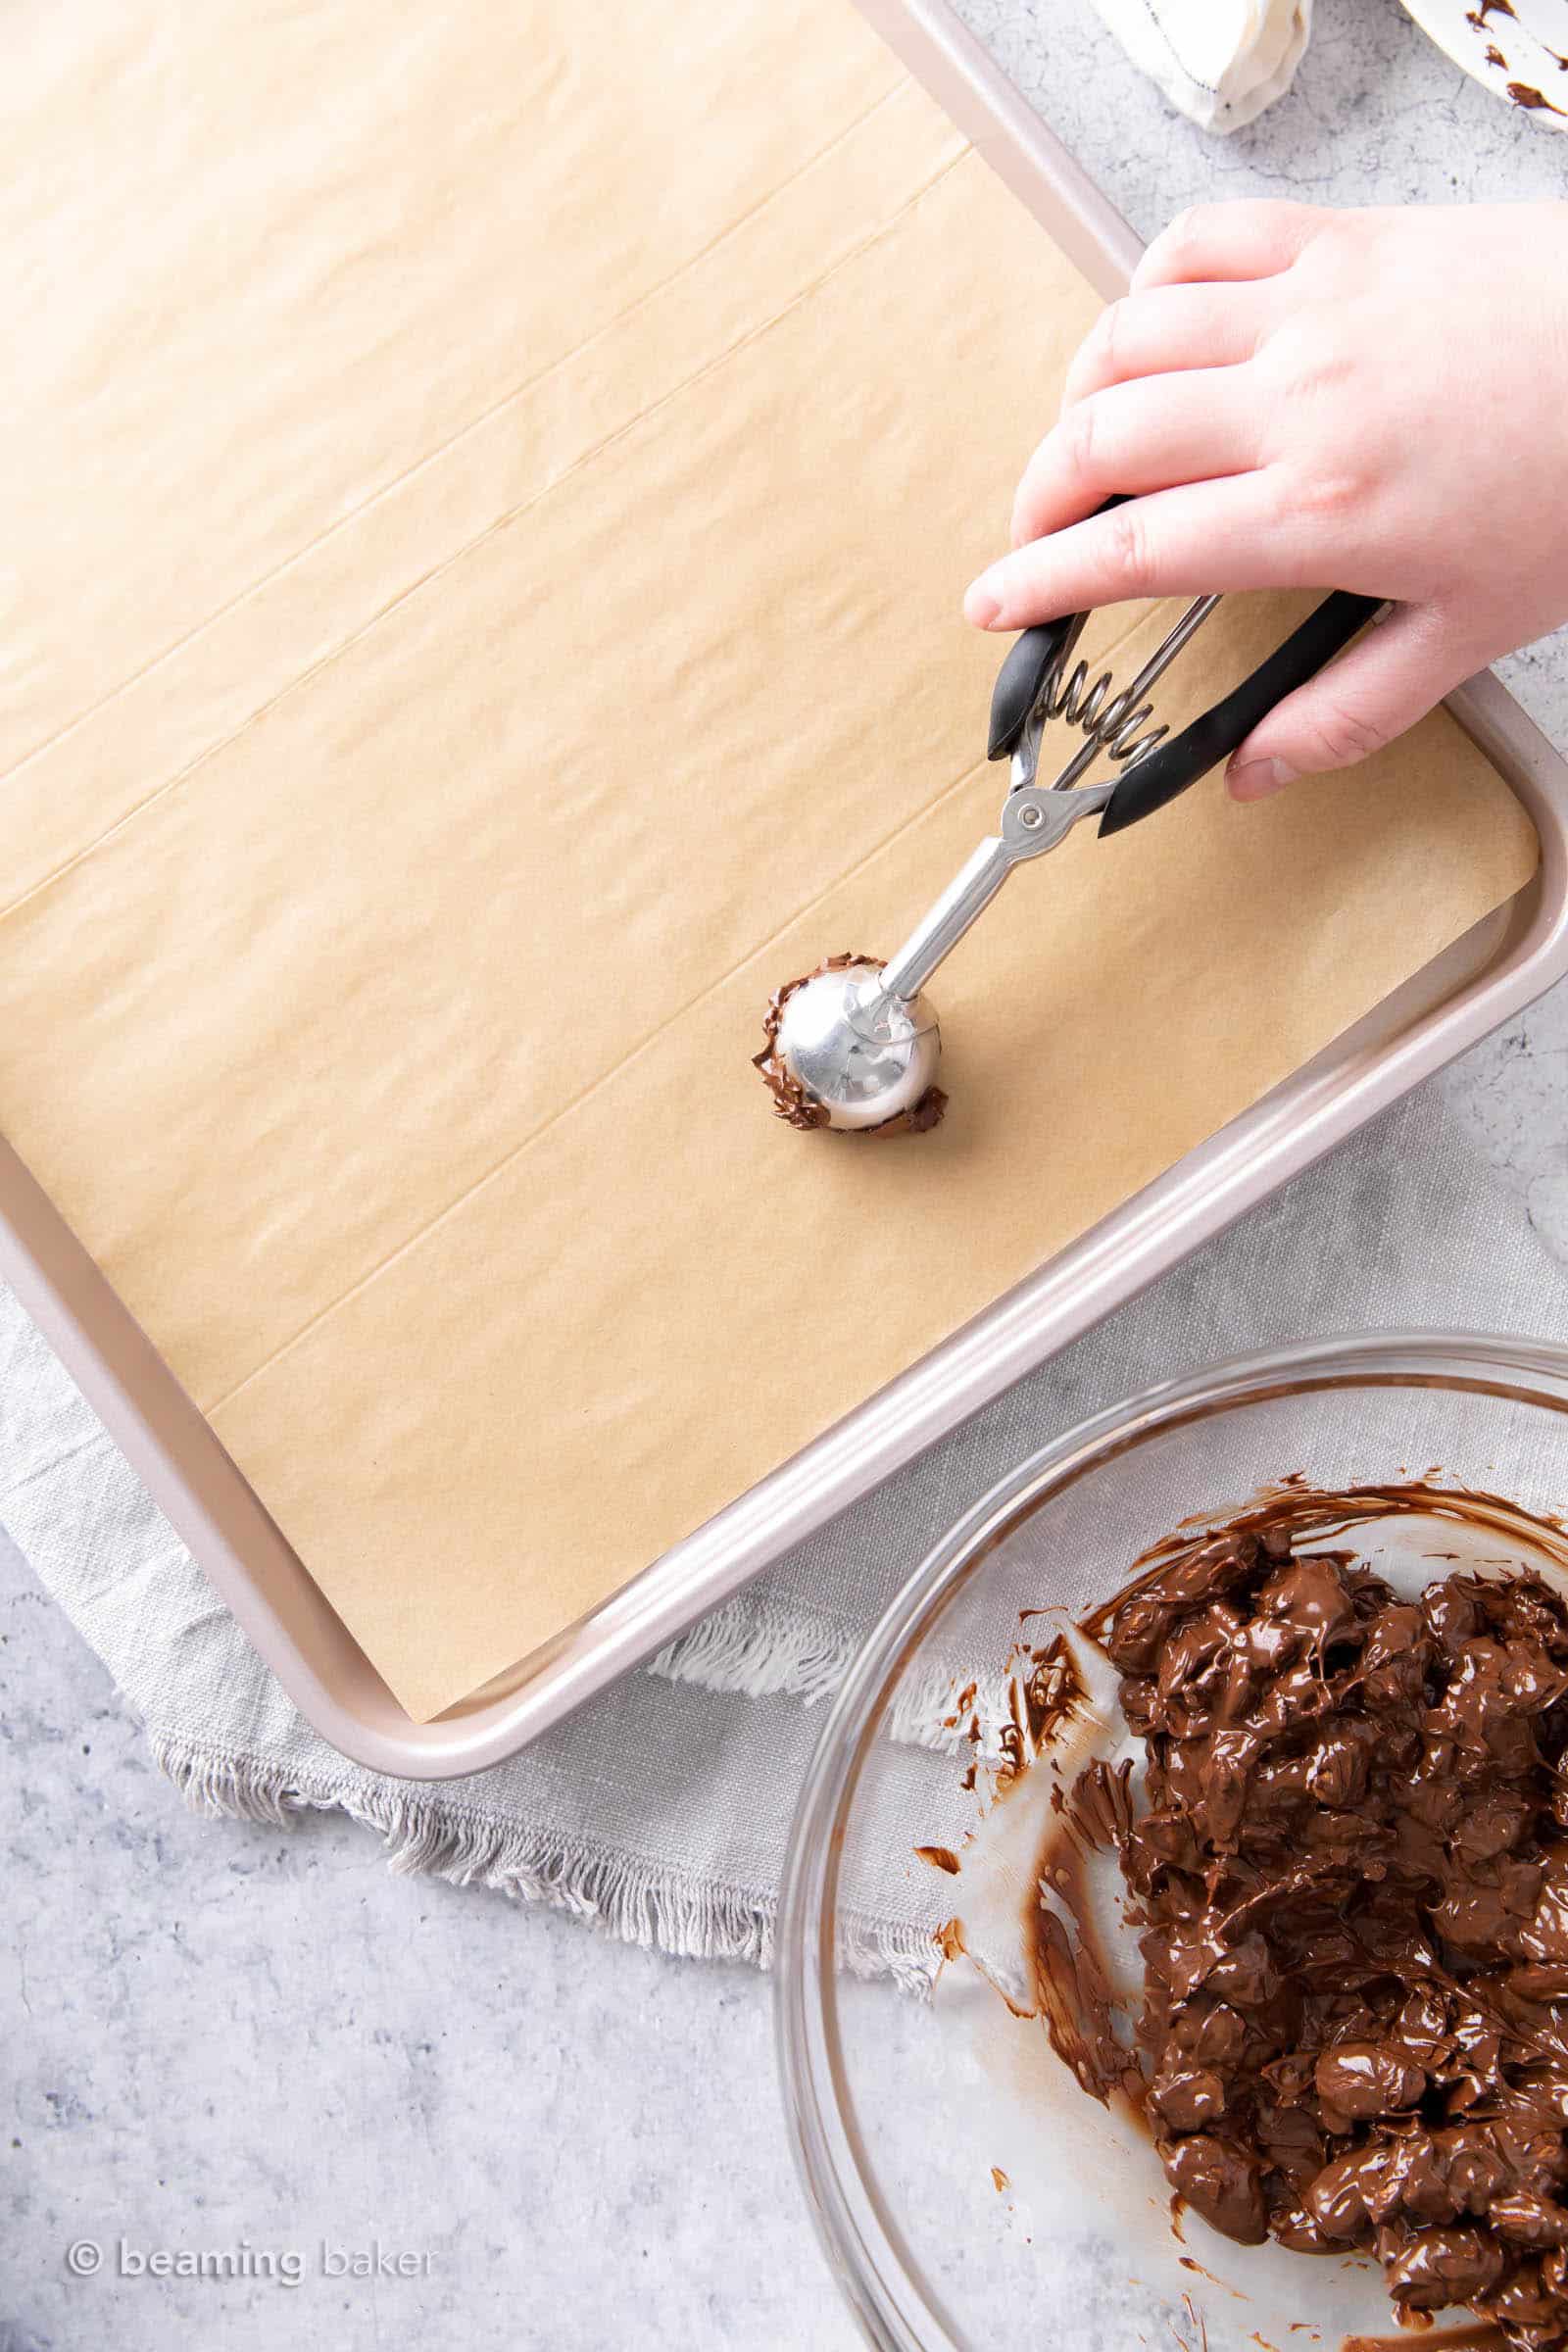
[1225,605,1469,800]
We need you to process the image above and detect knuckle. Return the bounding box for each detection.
[1252,198,1326,260]
[1293,213,1338,268]
[1092,296,1128,376]
[1102,501,1152,588]
[1144,204,1209,271]
[1168,201,1219,250]
[1256,320,1347,406]
[1250,468,1301,552]
[1299,697,1390,768]
[1258,196,1322,237]
[1063,301,1129,411]
[1288,462,1364,530]
[1296,205,1358,263]
[1288,228,1359,309]
[1063,398,1103,485]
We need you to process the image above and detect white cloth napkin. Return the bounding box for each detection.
[1088,0,1312,129]
[5,1061,1567,1984]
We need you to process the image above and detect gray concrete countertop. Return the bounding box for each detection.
[4,6,1566,2348]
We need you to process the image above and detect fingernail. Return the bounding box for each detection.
[963,575,1004,628]
[1227,757,1297,802]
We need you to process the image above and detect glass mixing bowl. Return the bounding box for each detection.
[775,1332,1568,2352]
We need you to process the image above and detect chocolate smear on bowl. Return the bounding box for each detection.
[915,1845,962,1877]
[1507,83,1566,117]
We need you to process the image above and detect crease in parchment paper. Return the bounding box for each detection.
[3,91,958,924]
[3,77,917,809]
[2,0,907,777]
[0,0,1539,1721]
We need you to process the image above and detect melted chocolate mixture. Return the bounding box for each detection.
[1100,1530,1568,2349]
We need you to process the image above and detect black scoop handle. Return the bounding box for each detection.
[985,496,1132,763]
[1098,590,1382,838]
[987,614,1077,760]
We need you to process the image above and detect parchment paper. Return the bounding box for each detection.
[0,0,1536,1719]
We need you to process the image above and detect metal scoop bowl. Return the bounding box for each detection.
[768,773,1108,1130]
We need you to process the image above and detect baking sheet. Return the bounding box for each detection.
[0,0,1539,1723]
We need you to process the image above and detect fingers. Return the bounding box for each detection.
[1225,604,1463,798]
[965,475,1297,631]
[1059,282,1272,416]
[1134,199,1324,295]
[1009,368,1263,550]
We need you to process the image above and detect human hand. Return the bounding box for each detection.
[962,200,1568,797]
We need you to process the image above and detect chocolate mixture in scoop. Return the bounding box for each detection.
[1098,1531,1568,2349]
[752,954,947,1136]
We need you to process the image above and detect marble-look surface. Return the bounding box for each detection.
[4,6,1567,2347]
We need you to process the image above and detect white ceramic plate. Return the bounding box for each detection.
[1399,0,1568,125]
